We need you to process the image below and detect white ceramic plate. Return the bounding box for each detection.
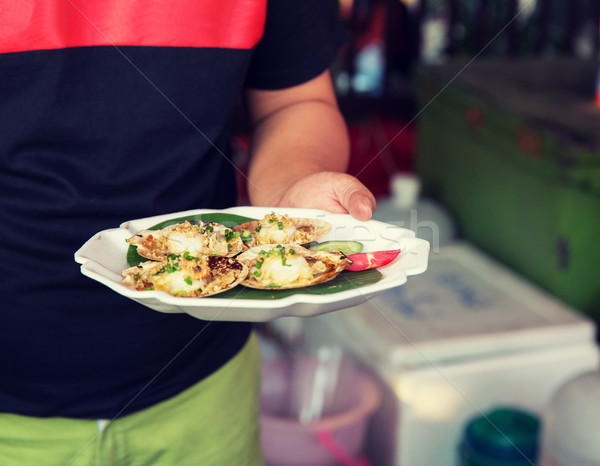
[74,206,430,322]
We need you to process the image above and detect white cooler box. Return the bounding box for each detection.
[298,242,599,466]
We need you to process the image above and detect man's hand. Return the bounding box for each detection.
[245,70,376,222]
[271,171,375,221]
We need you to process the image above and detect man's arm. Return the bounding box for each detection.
[245,70,375,221]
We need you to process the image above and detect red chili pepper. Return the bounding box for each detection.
[345,249,401,272]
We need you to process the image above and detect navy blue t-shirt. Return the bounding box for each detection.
[0,0,345,418]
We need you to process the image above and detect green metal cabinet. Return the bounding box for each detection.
[415,58,600,320]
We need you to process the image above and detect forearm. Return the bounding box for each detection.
[247,99,350,206]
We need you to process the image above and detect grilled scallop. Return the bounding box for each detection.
[236,243,352,289]
[121,253,248,297]
[233,212,331,248]
[127,221,243,260]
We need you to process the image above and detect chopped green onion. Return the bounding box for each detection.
[225,229,242,242]
[156,259,180,275]
[183,251,200,261]
[184,276,192,285]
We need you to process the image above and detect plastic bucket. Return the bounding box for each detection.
[260,357,381,466]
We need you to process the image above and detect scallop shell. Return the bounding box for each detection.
[233,212,331,248]
[236,243,352,290]
[127,221,243,260]
[121,254,248,297]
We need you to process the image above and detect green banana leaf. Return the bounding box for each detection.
[214,268,382,300]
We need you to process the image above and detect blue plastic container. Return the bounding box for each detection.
[459,407,540,466]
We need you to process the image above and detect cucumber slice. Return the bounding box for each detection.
[308,240,363,255]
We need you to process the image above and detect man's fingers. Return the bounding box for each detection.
[347,192,375,221]
[335,175,376,221]
[273,171,376,221]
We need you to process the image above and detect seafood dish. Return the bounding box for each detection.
[119,212,392,298]
[233,212,330,248]
[121,253,248,297]
[236,243,352,289]
[127,221,243,260]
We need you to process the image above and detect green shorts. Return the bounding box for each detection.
[0,333,264,466]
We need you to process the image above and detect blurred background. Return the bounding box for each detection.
[237,1,600,465]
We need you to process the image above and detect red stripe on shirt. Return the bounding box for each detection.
[0,0,267,53]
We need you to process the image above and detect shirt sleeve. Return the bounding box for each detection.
[244,0,348,90]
